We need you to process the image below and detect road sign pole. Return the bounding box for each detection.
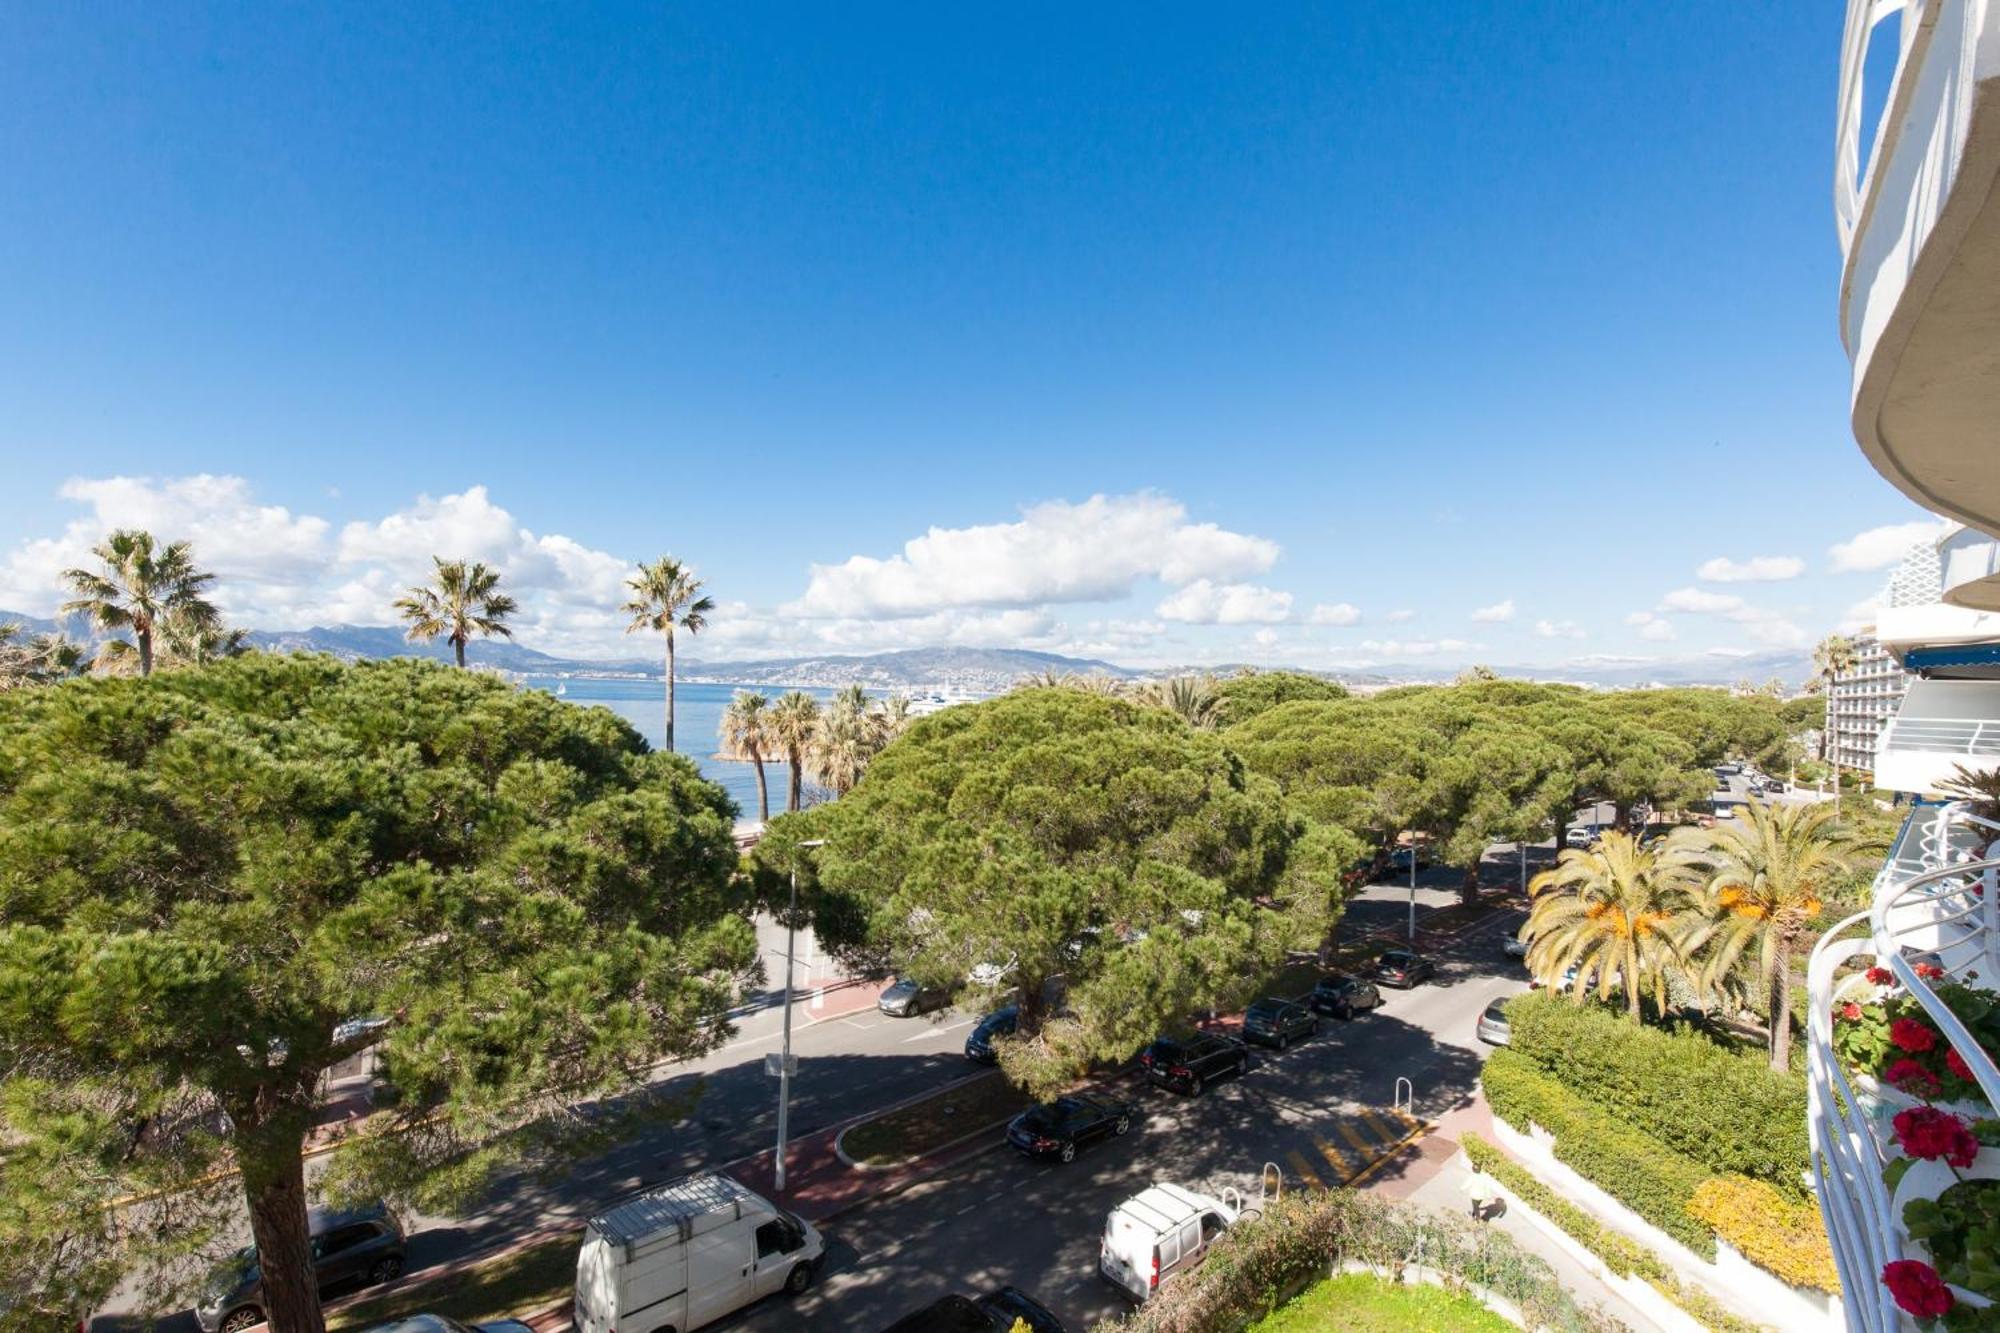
[774,839,823,1193]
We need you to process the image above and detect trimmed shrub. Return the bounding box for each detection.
[1481,1049,1716,1257]
[1093,1186,1620,1333]
[1689,1175,1840,1295]
[1503,992,1809,1195]
[1465,1134,1765,1333]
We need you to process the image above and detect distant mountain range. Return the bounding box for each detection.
[0,610,1812,692]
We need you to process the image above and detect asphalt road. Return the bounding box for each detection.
[721,894,1531,1333]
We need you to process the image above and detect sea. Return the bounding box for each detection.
[522,676,834,822]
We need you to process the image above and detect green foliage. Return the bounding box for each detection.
[1778,695,1825,732]
[1462,1135,1767,1333]
[0,655,758,1316]
[1479,1049,1717,1256]
[1213,671,1349,726]
[1503,992,1809,1192]
[1834,983,2000,1103]
[1905,1179,2000,1301]
[1092,1185,1621,1333]
[1246,1270,1512,1333]
[761,689,1350,1097]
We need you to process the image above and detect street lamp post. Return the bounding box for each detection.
[1407,834,1418,943]
[774,838,825,1193]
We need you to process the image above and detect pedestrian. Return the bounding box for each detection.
[1461,1166,1500,1222]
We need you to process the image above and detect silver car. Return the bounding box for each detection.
[1475,999,1511,1046]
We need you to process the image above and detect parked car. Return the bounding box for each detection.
[1007,1093,1140,1163]
[1564,825,1596,848]
[1501,935,1529,960]
[881,1286,1069,1333]
[1475,999,1511,1046]
[573,1173,821,1333]
[1139,1032,1248,1095]
[1371,948,1436,988]
[878,977,950,1017]
[964,1005,1019,1063]
[1388,846,1431,872]
[364,1317,533,1333]
[197,1203,406,1333]
[1309,973,1382,1019]
[1098,1182,1240,1304]
[1241,997,1318,1049]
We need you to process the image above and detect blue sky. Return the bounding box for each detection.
[0,3,1942,673]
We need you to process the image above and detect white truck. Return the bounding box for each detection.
[573,1173,823,1333]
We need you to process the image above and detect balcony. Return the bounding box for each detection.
[1874,677,2000,794]
[1836,0,2000,535]
[1942,524,2000,613]
[1809,802,2000,1329]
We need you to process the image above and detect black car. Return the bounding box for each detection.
[196,1203,405,1333]
[964,1005,1019,1063]
[878,977,951,1017]
[1008,1092,1140,1163]
[1371,948,1437,988]
[1241,998,1318,1048]
[881,1286,1068,1333]
[1309,974,1383,1019]
[1139,1032,1248,1095]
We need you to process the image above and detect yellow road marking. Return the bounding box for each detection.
[1336,1119,1379,1159]
[1312,1133,1353,1177]
[1346,1117,1437,1189]
[1286,1150,1327,1191]
[1359,1108,1401,1143]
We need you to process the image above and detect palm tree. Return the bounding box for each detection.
[623,556,713,755]
[60,529,218,677]
[1809,634,1857,814]
[1676,800,1863,1070]
[810,688,884,798]
[1938,762,2000,824]
[0,623,86,690]
[1135,674,1227,729]
[766,691,821,813]
[719,690,774,824]
[95,606,252,675]
[395,558,517,669]
[1522,829,1706,1023]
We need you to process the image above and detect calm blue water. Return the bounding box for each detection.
[524,677,834,822]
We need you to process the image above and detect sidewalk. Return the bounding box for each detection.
[1366,1098,1669,1333]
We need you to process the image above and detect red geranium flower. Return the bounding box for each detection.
[1916,962,1947,980]
[1948,1047,1976,1082]
[1839,1002,1863,1022]
[1883,1258,1954,1318]
[1867,966,1895,985]
[1893,1106,1980,1167]
[1887,1058,1943,1098]
[1892,1017,1939,1053]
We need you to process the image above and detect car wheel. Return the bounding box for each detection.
[1187,1072,1204,1095]
[1338,1003,1353,1021]
[1114,1114,1132,1135]
[369,1255,403,1284]
[1308,1020,1320,1037]
[1060,1141,1077,1163]
[1235,1055,1249,1076]
[786,1262,813,1296]
[222,1310,263,1333]
[1277,1031,1289,1050]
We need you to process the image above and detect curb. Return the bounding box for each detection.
[1348,1117,1438,1189]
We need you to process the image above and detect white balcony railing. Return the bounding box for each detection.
[1877,716,2000,757]
[1809,802,2000,1329]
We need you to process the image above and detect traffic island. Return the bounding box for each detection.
[836,1070,1031,1168]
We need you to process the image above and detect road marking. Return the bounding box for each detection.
[1312,1134,1352,1176]
[1358,1108,1401,1143]
[1336,1119,1379,1158]
[1286,1150,1326,1192]
[902,1017,976,1043]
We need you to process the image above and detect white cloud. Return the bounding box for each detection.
[1839,595,1883,635]
[1744,618,1808,648]
[1828,519,1949,573]
[1155,579,1294,625]
[1308,601,1361,626]
[1253,628,1280,647]
[787,492,1279,618]
[1385,609,1417,622]
[1624,612,1677,643]
[1356,638,1476,658]
[1533,618,1586,640]
[1697,554,1805,583]
[1659,586,1749,617]
[1470,598,1516,623]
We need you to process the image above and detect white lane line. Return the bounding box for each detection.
[902,1017,976,1043]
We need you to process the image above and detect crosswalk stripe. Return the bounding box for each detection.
[1336,1119,1379,1159]
[1387,1105,1419,1131]
[1359,1109,1401,1143]
[1313,1133,1353,1176]
[1286,1150,1327,1192]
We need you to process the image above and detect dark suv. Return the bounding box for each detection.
[1139,1032,1248,1095]
[1309,974,1382,1019]
[964,1005,1019,1063]
[1241,998,1317,1049]
[881,1285,1068,1333]
[1371,948,1437,989]
[196,1203,406,1333]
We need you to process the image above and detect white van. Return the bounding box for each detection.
[573,1173,823,1333]
[1098,1182,1240,1303]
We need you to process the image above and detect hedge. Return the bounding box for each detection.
[1480,1048,1716,1257]
[1464,1134,1763,1333]
[1093,1186,1621,1333]
[1502,992,1809,1195]
[1688,1175,1840,1295]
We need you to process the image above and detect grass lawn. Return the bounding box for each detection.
[325,1234,576,1330]
[839,1070,1033,1166]
[1249,1271,1514,1333]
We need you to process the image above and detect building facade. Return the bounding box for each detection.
[1825,634,1907,781]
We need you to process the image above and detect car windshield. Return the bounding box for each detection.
[1019,1105,1059,1131]
[1484,1003,1507,1022]
[979,1008,1017,1032]
[1146,1039,1182,1061]
[1247,1001,1281,1018]
[1382,953,1412,965]
[886,980,916,996]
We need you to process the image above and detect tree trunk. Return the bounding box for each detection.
[1460,859,1481,908]
[1016,974,1047,1040]
[138,624,153,677]
[238,1116,324,1333]
[665,632,676,755]
[787,743,803,812]
[1769,940,1794,1071]
[453,635,466,669]
[752,750,770,824]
